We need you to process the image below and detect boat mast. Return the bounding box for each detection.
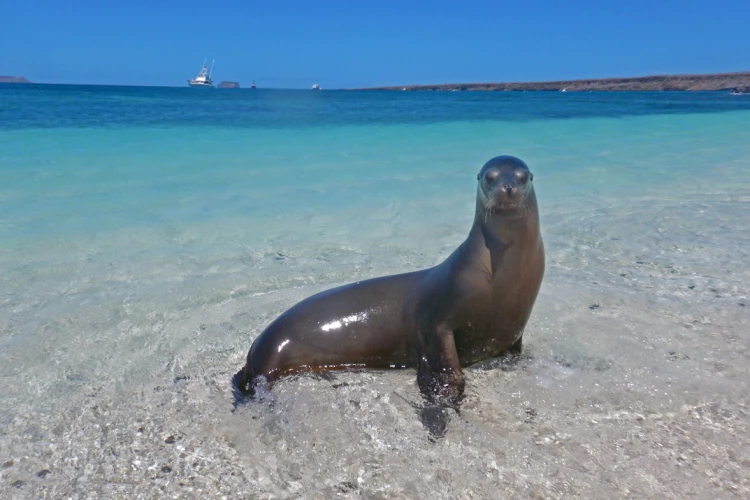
[209,60,215,78]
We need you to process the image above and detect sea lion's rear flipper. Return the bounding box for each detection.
[231,362,259,409]
[231,369,251,409]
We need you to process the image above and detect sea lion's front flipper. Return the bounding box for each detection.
[416,324,464,438]
[417,324,465,407]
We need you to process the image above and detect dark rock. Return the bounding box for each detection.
[217,81,240,89]
[524,407,538,423]
[338,481,358,492]
[36,469,51,478]
[164,435,176,444]
[161,465,172,473]
[668,351,690,361]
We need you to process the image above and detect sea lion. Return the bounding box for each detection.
[235,155,544,407]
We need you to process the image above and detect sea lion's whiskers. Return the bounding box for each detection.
[484,194,496,223]
[483,193,496,210]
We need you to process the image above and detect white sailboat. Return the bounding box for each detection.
[188,59,215,88]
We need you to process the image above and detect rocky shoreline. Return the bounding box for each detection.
[362,71,750,92]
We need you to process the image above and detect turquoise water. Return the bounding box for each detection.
[1,84,749,498]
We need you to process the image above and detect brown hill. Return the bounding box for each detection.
[0,76,32,84]
[362,72,750,92]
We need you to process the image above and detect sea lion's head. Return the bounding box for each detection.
[477,156,535,218]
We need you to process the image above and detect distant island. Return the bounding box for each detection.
[362,71,750,92]
[217,81,240,89]
[0,76,32,84]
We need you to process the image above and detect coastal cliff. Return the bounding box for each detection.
[217,81,240,89]
[0,76,32,84]
[363,72,750,92]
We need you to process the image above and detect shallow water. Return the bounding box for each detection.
[1,85,749,498]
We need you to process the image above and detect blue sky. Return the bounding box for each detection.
[3,0,748,88]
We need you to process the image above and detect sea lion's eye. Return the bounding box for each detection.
[516,171,529,183]
[484,171,499,184]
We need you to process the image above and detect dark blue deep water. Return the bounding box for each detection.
[2,83,750,130]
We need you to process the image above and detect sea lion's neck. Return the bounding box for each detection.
[459,189,541,280]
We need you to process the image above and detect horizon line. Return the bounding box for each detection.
[2,69,749,90]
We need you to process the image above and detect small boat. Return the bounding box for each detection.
[311,84,321,90]
[188,59,215,88]
[251,80,256,89]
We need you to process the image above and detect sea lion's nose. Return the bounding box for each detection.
[502,184,516,196]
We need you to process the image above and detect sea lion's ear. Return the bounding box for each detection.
[530,173,534,181]
[477,173,481,181]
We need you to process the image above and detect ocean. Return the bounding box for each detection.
[1,84,749,498]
